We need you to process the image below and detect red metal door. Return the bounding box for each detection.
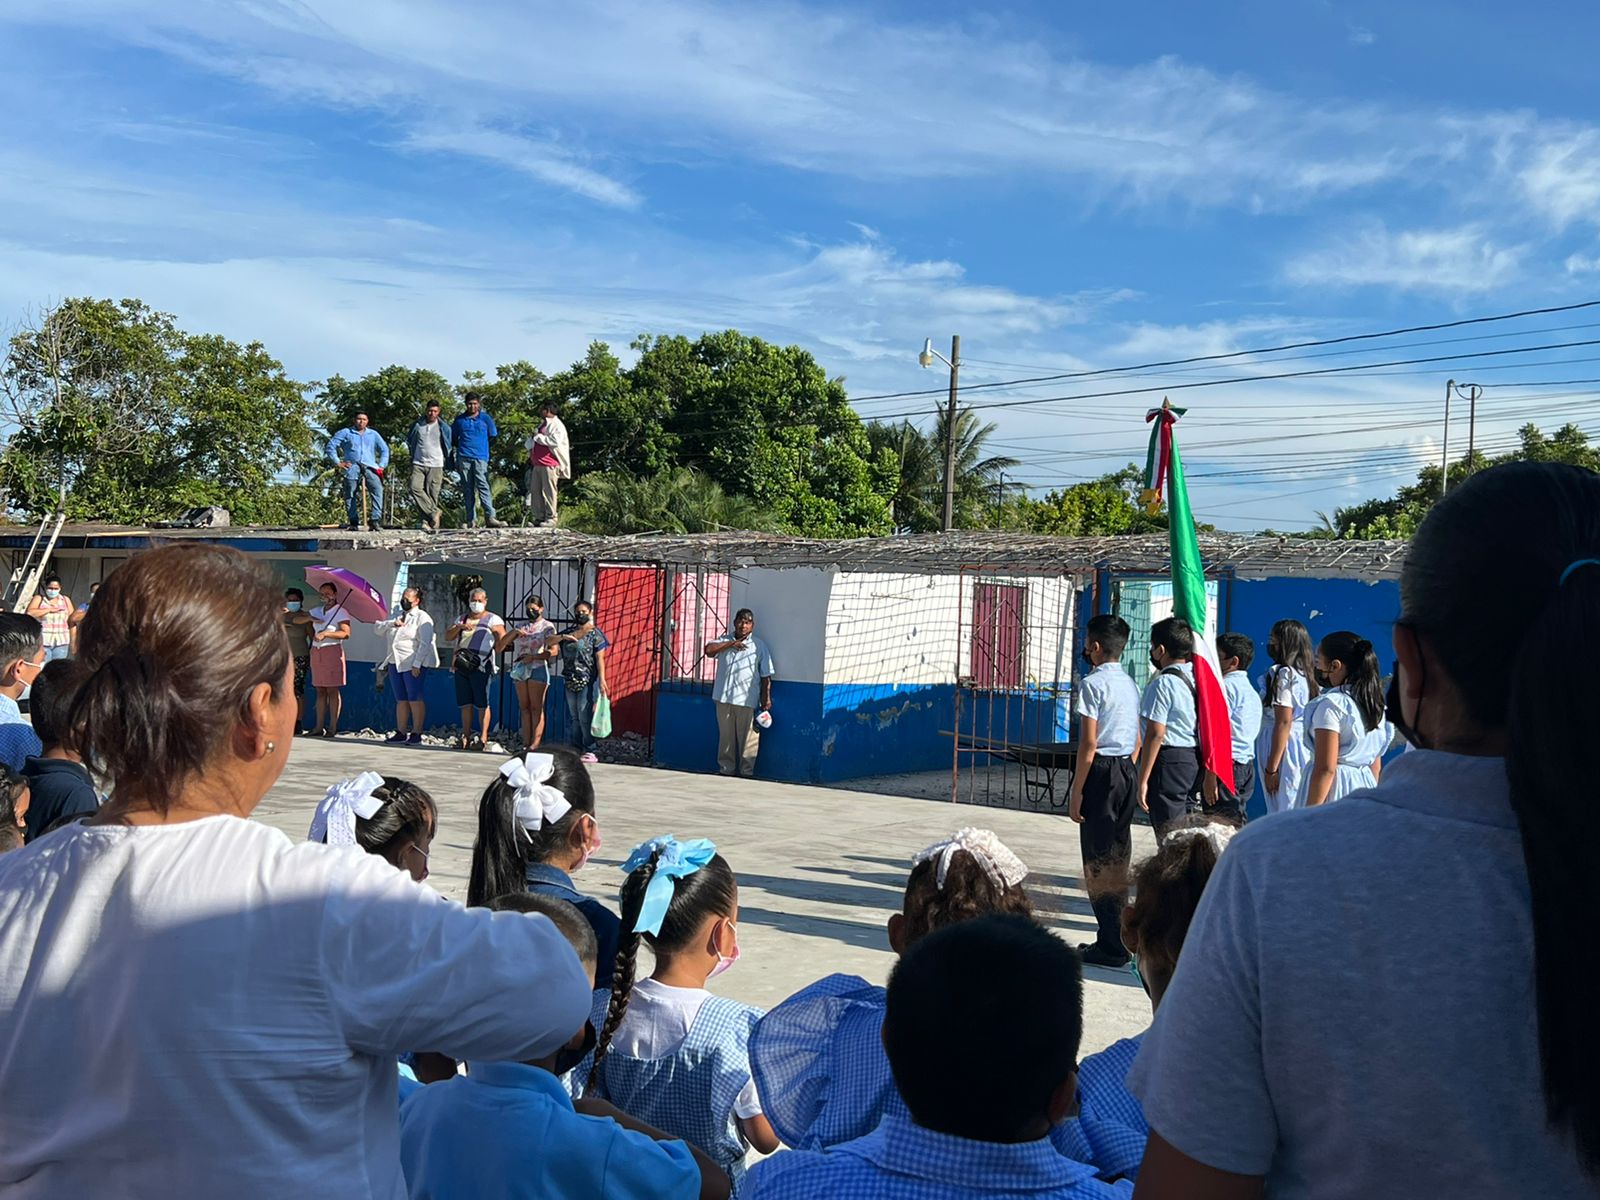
[595,565,662,736]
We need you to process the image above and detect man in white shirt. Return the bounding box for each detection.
[525,400,571,528]
[704,609,774,778]
[406,401,454,532]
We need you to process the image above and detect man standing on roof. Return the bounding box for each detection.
[452,392,506,529]
[524,399,571,528]
[326,412,390,532]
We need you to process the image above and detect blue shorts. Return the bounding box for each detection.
[389,665,426,702]
[454,669,491,709]
[510,660,550,684]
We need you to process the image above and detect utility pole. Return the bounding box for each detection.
[941,334,961,532]
[1440,379,1454,500]
[1461,383,1482,475]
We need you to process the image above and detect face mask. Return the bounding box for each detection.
[528,607,543,619]
[285,601,302,612]
[1149,650,1162,670]
[574,821,601,871]
[708,921,740,979]
[322,595,337,608]
[1386,657,1428,750]
[45,589,59,600]
[1314,669,1332,688]
[469,601,486,615]
[400,599,414,613]
[575,612,590,623]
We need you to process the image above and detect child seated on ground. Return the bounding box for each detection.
[748,827,1032,1152]
[745,914,1127,1199]
[399,893,730,1200]
[469,750,616,1093]
[1050,819,1234,1183]
[585,836,778,1195]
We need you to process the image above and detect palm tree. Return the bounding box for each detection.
[867,409,1020,530]
[565,467,780,535]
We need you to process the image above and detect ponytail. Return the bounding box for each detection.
[585,848,661,1095]
[1508,568,1600,1169]
[1320,630,1383,731]
[1401,461,1600,1173]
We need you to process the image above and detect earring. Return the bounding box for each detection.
[265,741,276,754]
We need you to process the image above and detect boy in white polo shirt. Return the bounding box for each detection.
[1208,633,1262,824]
[1070,614,1143,969]
[1137,617,1201,840]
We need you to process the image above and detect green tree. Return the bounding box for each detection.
[865,419,940,531]
[0,298,319,523]
[1332,423,1599,539]
[565,466,782,535]
[864,409,1020,531]
[1011,465,1167,536]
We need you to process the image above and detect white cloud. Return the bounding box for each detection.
[402,126,640,209]
[1565,251,1600,274]
[1284,223,1521,293]
[1516,127,1600,229]
[1347,24,1376,46]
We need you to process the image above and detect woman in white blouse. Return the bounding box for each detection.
[0,544,591,1199]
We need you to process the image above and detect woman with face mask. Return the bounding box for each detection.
[445,587,504,751]
[549,600,609,765]
[498,595,557,750]
[380,588,439,745]
[306,583,352,737]
[26,575,74,662]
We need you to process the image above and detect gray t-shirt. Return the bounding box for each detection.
[414,421,445,468]
[1129,750,1596,1198]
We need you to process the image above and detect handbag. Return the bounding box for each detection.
[454,649,492,674]
[590,694,612,739]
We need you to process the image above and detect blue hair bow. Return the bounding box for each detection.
[624,835,718,936]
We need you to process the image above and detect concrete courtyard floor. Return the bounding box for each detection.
[258,735,1157,1056]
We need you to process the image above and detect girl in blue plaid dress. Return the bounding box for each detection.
[1051,818,1234,1183]
[749,829,1033,1153]
[585,836,778,1195]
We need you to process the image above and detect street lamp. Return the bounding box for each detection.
[919,335,960,531]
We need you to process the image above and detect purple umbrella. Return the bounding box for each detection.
[303,565,389,623]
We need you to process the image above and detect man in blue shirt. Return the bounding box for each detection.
[326,412,391,531]
[746,915,1127,1200]
[451,392,506,528]
[703,608,774,778]
[0,615,44,775]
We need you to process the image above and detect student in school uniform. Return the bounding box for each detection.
[1136,617,1202,839]
[1206,633,1262,824]
[1255,619,1317,814]
[586,836,779,1196]
[400,893,731,1200]
[467,749,616,1094]
[1297,630,1392,807]
[749,828,1033,1153]
[1051,819,1234,1184]
[745,915,1127,1200]
[1068,614,1143,968]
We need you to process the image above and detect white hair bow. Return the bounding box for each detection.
[1162,823,1237,856]
[308,771,386,846]
[501,753,571,839]
[912,827,1028,891]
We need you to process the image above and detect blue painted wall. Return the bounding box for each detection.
[653,680,825,780]
[1224,576,1402,691]
[301,663,573,743]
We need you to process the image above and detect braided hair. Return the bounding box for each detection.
[584,844,738,1095]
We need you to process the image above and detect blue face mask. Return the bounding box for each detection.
[286,601,302,612]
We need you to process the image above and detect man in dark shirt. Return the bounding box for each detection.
[22,658,98,841]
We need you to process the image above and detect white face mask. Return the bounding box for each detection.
[45,588,59,600]
[469,601,486,615]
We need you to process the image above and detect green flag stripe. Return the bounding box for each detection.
[1166,435,1208,634]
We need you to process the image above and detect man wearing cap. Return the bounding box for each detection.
[703,608,774,778]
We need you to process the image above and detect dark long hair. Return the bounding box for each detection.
[466,748,596,907]
[585,843,738,1094]
[1402,461,1600,1172]
[1267,619,1319,700]
[1319,630,1384,731]
[315,777,436,862]
[70,545,289,812]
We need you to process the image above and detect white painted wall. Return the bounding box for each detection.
[822,571,1076,689]
[731,567,833,686]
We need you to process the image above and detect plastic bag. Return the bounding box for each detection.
[591,693,612,739]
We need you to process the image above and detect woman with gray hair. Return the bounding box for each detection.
[445,586,504,751]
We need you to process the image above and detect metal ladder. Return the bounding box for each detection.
[7,512,65,613]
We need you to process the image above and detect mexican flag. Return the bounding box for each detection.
[1142,403,1235,794]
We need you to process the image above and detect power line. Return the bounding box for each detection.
[839,299,1600,405]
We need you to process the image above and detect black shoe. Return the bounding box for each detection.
[1078,942,1131,969]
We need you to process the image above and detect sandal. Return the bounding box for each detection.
[455,735,469,751]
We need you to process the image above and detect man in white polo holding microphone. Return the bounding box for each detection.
[703,607,774,778]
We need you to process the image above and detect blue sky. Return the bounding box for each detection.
[4,0,1600,530]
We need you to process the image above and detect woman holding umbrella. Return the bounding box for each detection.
[294,566,392,739]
